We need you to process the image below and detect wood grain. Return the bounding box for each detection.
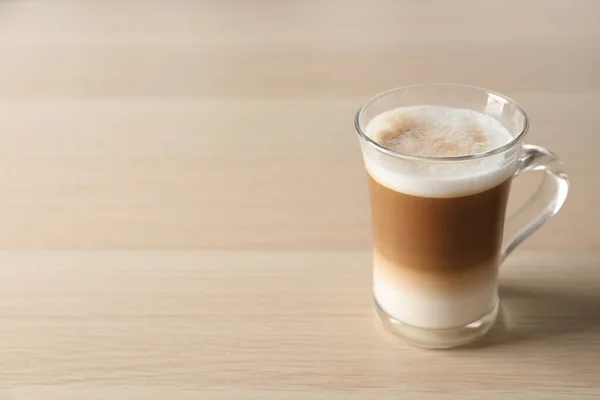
[0,251,598,398]
[0,0,598,397]
[0,0,597,251]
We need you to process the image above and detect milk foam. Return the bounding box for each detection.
[368,106,511,157]
[363,106,516,198]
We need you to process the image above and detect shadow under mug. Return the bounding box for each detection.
[354,84,569,349]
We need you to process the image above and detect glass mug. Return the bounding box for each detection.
[354,84,569,348]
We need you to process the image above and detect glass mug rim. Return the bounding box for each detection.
[354,83,530,162]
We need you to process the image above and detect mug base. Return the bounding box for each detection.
[374,298,498,349]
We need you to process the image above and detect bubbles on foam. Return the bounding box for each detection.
[361,106,517,197]
[367,106,512,157]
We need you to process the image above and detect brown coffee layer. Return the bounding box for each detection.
[368,174,511,271]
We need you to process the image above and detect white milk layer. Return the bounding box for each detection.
[373,255,498,329]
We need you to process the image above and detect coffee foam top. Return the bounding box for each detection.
[363,106,516,198]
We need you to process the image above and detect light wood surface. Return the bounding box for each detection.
[0,0,598,398]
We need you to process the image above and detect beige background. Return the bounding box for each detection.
[0,0,598,398]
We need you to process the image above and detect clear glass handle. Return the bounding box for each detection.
[501,144,569,262]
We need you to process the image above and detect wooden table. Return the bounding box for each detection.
[0,1,598,398]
